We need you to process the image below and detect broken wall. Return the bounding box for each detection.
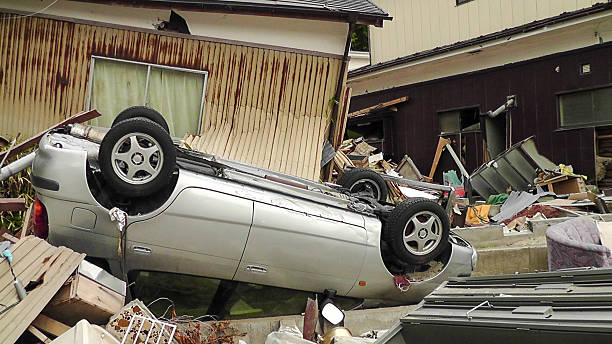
[0,11,346,180]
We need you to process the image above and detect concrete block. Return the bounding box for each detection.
[473,245,548,276]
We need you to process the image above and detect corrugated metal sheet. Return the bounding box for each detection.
[370,0,604,64]
[0,13,344,180]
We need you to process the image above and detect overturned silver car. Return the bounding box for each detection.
[30,107,476,318]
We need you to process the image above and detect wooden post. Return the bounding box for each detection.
[425,137,452,182]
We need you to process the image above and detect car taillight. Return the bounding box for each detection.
[33,199,49,239]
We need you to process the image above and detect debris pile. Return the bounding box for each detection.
[0,236,251,344]
[333,138,438,204]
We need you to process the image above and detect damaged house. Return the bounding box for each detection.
[0,0,390,180]
[347,1,612,187]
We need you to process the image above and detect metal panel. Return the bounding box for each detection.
[374,267,612,344]
[469,137,556,199]
[0,13,344,180]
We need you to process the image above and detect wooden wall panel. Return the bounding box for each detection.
[370,0,603,64]
[0,13,343,180]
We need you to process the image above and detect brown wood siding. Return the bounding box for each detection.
[350,43,612,183]
[0,13,344,180]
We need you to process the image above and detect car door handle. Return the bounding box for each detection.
[133,246,152,255]
[245,265,268,274]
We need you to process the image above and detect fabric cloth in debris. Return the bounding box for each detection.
[487,193,508,205]
[546,217,612,271]
[492,189,555,222]
[465,205,491,226]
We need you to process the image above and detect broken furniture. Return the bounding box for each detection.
[377,266,612,344]
[394,156,423,182]
[469,136,557,199]
[43,260,126,326]
[535,174,586,195]
[546,217,612,271]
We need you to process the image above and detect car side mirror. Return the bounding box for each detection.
[321,302,345,325]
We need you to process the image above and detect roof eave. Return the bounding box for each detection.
[77,0,391,26]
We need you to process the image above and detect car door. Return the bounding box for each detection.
[234,199,368,296]
[126,186,253,280]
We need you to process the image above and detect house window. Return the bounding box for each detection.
[456,0,474,5]
[438,107,480,134]
[87,56,208,137]
[558,86,612,128]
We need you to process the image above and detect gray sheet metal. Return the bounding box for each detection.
[382,267,612,344]
[491,189,554,222]
[469,136,556,199]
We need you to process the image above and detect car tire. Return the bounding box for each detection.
[337,168,388,202]
[99,117,176,198]
[383,198,450,265]
[112,106,170,133]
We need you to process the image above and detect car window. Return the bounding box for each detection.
[220,282,314,319]
[130,271,363,319]
[130,271,221,317]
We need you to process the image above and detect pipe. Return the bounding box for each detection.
[330,20,356,143]
[69,123,109,144]
[0,152,35,182]
[488,96,516,118]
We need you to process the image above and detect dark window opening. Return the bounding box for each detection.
[347,120,383,142]
[351,24,369,52]
[155,10,190,34]
[438,107,480,134]
[558,86,612,129]
[129,271,362,319]
[456,0,474,5]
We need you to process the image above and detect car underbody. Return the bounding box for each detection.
[30,114,476,314]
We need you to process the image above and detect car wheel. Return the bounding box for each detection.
[383,198,450,265]
[337,168,388,202]
[99,118,176,197]
[112,106,170,133]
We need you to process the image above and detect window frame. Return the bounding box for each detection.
[86,55,209,135]
[437,105,482,135]
[556,83,612,130]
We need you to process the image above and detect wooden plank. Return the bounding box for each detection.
[0,236,85,344]
[347,96,409,119]
[27,325,51,344]
[20,203,33,238]
[32,314,70,337]
[0,109,101,162]
[426,137,452,181]
[1,232,18,243]
[0,198,26,212]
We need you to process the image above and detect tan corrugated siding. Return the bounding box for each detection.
[370,0,604,64]
[0,13,343,180]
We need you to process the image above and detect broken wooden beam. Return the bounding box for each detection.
[0,198,26,212]
[0,109,101,162]
[348,96,408,119]
[32,314,71,338]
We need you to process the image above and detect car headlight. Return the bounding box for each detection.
[471,249,478,270]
